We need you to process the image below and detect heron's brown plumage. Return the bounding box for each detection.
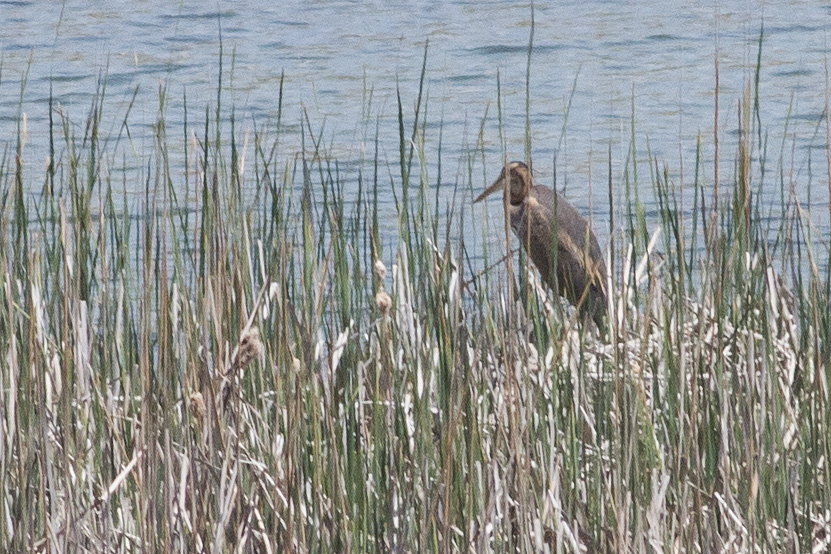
[475,161,607,327]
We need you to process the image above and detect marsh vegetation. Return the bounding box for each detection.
[1,47,830,552]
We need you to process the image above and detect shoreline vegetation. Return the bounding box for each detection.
[2,46,831,552]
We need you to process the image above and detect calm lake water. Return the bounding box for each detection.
[2,0,830,260]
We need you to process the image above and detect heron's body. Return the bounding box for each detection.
[475,161,607,327]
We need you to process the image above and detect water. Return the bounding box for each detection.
[2,0,830,261]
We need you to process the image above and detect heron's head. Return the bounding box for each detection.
[474,161,532,205]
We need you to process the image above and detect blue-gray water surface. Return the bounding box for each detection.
[2,1,830,267]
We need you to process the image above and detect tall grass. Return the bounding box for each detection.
[1,50,830,553]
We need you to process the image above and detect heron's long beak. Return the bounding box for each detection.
[473,177,506,203]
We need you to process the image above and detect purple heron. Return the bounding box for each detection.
[475,161,608,328]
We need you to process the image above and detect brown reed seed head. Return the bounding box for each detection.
[374,259,387,280]
[189,391,206,420]
[375,290,392,314]
[236,326,263,369]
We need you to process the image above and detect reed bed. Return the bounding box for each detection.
[1,60,830,553]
